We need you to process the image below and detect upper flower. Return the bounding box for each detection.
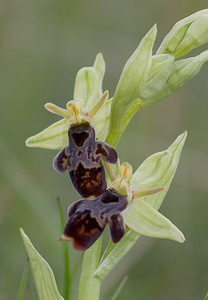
[53,117,117,197]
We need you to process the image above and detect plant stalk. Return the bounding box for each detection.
[78,237,102,300]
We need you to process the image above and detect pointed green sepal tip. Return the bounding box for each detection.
[20,228,64,300]
[93,52,106,87]
[73,53,105,111]
[131,131,187,209]
[25,118,68,149]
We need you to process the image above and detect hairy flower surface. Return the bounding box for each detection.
[54,122,117,197]
[60,188,128,250]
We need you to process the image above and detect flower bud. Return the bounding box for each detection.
[142,50,208,108]
[157,9,208,58]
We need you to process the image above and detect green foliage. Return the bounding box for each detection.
[22,9,208,300]
[16,259,29,300]
[93,131,186,282]
[20,229,64,300]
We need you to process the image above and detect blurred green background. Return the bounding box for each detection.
[1,0,208,299]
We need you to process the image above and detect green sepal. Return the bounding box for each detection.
[124,198,185,242]
[73,53,105,110]
[73,67,100,110]
[157,9,208,58]
[140,54,174,100]
[20,228,64,300]
[93,53,105,91]
[94,98,112,141]
[105,25,157,146]
[93,131,187,281]
[131,131,187,209]
[26,118,68,149]
[25,98,112,150]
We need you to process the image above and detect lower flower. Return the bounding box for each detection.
[60,188,128,251]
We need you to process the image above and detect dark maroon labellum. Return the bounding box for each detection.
[53,122,118,197]
[61,188,128,251]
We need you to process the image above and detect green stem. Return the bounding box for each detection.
[94,229,140,281]
[57,198,70,300]
[79,237,102,300]
[111,276,128,300]
[16,258,29,300]
[105,98,143,147]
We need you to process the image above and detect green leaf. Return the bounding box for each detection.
[20,228,64,300]
[94,132,187,281]
[124,199,185,242]
[26,118,68,149]
[105,25,157,146]
[157,9,208,58]
[140,54,174,100]
[204,292,208,300]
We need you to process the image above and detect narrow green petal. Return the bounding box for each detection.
[20,228,64,300]
[26,118,68,149]
[87,90,109,119]
[106,25,157,146]
[124,199,185,242]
